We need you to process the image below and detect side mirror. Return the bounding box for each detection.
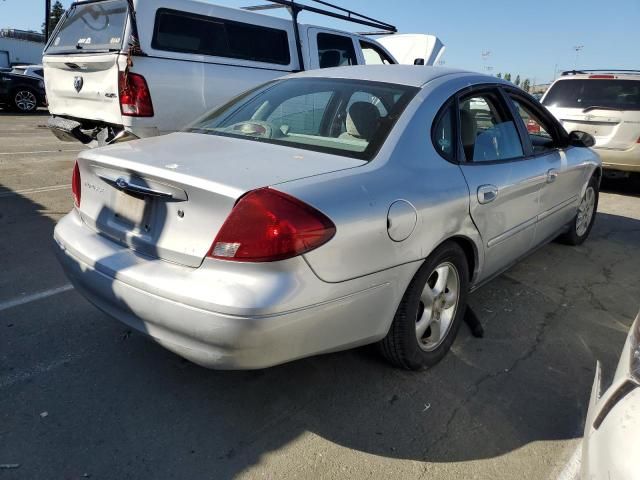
[569,130,596,148]
[413,58,425,66]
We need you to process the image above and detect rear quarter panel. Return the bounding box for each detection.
[275,77,484,284]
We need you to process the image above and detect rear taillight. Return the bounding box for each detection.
[209,188,336,262]
[589,75,615,79]
[118,72,154,117]
[72,161,81,207]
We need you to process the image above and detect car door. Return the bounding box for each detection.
[0,72,8,99]
[454,87,548,281]
[306,28,359,69]
[502,88,582,242]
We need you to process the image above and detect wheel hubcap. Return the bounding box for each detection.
[15,91,36,111]
[416,262,460,352]
[576,186,595,237]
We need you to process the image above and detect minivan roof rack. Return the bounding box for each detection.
[242,0,397,71]
[561,69,640,76]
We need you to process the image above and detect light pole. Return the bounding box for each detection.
[481,50,492,73]
[573,45,584,69]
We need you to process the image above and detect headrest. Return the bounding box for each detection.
[346,102,381,141]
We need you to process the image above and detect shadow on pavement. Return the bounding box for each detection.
[1,179,639,479]
[601,173,640,198]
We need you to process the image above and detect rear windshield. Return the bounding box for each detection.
[543,79,640,111]
[46,0,128,54]
[188,78,418,161]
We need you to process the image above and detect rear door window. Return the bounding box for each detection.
[45,0,128,54]
[543,79,640,111]
[152,9,291,65]
[459,92,524,162]
[317,33,357,68]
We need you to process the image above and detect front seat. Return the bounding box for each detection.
[460,109,477,161]
[340,102,381,142]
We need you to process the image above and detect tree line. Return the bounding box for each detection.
[496,73,531,93]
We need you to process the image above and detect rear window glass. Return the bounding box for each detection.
[152,9,290,65]
[188,78,418,161]
[543,79,640,111]
[46,0,128,54]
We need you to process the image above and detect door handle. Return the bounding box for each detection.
[547,168,559,183]
[477,185,498,204]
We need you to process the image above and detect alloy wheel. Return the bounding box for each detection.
[15,90,37,112]
[415,262,460,352]
[576,186,596,237]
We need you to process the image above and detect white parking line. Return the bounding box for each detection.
[0,184,71,198]
[0,149,82,155]
[0,284,74,313]
[0,354,79,390]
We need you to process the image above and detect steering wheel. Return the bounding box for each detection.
[226,121,286,139]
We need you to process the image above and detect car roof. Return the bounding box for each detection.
[554,72,640,82]
[286,65,481,88]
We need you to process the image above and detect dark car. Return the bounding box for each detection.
[0,71,47,113]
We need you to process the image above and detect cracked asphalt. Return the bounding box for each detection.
[1,112,639,479]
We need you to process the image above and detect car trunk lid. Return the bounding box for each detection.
[76,132,365,267]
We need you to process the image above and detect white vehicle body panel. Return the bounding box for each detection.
[582,311,640,480]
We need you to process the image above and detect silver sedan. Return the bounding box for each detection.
[54,66,601,369]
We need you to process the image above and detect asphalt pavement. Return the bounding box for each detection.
[1,111,639,480]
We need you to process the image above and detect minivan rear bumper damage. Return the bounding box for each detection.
[54,209,405,369]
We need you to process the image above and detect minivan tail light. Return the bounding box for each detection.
[72,160,81,207]
[119,72,154,117]
[589,75,615,79]
[209,188,336,262]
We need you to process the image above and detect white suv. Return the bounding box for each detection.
[542,70,640,175]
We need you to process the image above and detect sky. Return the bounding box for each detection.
[1,0,639,84]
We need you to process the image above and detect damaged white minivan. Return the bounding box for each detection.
[43,0,444,146]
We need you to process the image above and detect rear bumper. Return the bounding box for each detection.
[53,210,409,369]
[47,115,156,146]
[595,144,640,172]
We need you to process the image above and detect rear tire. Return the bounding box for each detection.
[380,242,469,370]
[558,176,599,246]
[12,88,38,113]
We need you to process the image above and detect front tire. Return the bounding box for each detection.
[559,176,599,246]
[12,89,38,113]
[380,242,469,370]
